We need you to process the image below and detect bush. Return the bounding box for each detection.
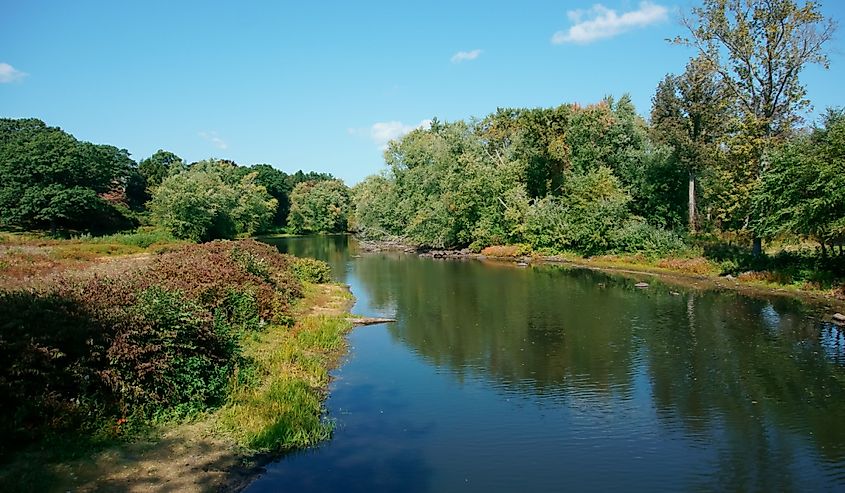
[480,244,532,257]
[611,220,687,257]
[525,168,632,255]
[140,240,301,325]
[148,160,276,241]
[0,239,321,458]
[291,257,332,283]
[87,228,179,249]
[104,286,237,414]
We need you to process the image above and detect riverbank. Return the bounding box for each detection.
[357,239,845,315]
[0,236,357,492]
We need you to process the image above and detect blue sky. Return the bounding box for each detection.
[2,1,844,184]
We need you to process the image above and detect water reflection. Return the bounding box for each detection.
[257,236,845,491]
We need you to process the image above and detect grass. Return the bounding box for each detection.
[535,247,845,300]
[0,228,186,288]
[217,286,353,451]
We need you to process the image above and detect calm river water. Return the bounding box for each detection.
[248,235,845,492]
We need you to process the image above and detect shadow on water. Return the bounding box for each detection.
[257,236,845,491]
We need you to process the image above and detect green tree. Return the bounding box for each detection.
[524,167,632,255]
[752,109,845,254]
[651,56,731,233]
[287,180,351,234]
[676,0,836,253]
[0,118,133,232]
[248,164,290,227]
[148,159,276,241]
[138,150,185,190]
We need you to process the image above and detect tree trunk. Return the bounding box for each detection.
[688,170,697,234]
[752,236,762,256]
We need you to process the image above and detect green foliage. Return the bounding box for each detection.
[287,180,351,234]
[353,102,690,254]
[752,109,845,252]
[677,0,835,136]
[291,257,332,284]
[138,150,185,190]
[0,240,312,457]
[0,118,136,232]
[148,159,277,241]
[110,286,237,413]
[676,0,836,253]
[83,228,179,249]
[650,56,732,232]
[611,220,688,258]
[524,167,632,255]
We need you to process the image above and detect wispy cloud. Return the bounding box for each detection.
[0,62,28,83]
[451,49,483,64]
[551,1,668,45]
[349,119,432,149]
[198,131,228,150]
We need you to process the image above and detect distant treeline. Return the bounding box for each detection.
[352,0,844,257]
[0,118,349,240]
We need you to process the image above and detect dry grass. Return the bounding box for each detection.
[0,231,181,289]
[481,244,531,257]
[656,257,718,275]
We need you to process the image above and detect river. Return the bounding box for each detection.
[247,235,845,492]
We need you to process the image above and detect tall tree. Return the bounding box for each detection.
[651,56,731,233]
[138,150,184,190]
[0,119,132,232]
[752,109,845,254]
[148,159,276,241]
[287,180,350,234]
[248,164,291,227]
[676,0,836,252]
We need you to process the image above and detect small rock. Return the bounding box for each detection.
[635,282,649,288]
[515,262,529,267]
[725,274,735,281]
[833,313,845,324]
[670,291,680,296]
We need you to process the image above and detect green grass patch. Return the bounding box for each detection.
[218,304,352,452]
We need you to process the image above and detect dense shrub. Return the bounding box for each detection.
[140,240,301,324]
[291,257,332,284]
[611,220,687,257]
[0,239,322,458]
[480,244,532,257]
[287,180,351,234]
[524,167,631,255]
[148,160,277,241]
[85,228,180,249]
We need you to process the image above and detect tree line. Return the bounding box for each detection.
[352,0,843,257]
[0,119,351,240]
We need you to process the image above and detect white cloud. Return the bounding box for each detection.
[551,1,668,44]
[451,49,483,63]
[198,131,228,150]
[349,119,432,150]
[0,62,28,83]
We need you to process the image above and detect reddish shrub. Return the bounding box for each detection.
[0,239,314,457]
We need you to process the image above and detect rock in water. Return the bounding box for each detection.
[833,313,845,324]
[635,282,649,288]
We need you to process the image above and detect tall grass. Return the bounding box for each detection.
[218,307,352,451]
